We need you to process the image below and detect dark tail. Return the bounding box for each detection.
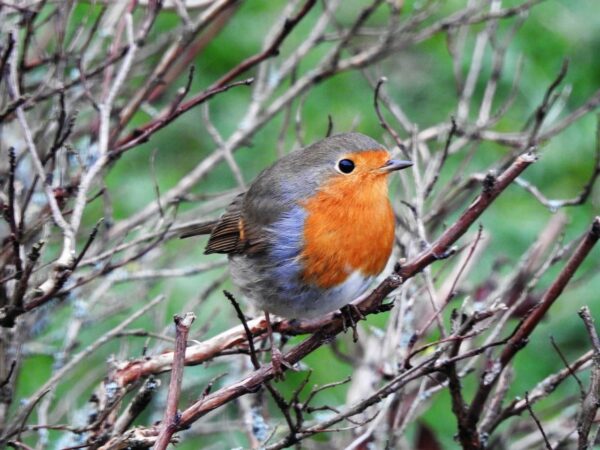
[179,220,218,239]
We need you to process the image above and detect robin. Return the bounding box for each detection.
[181,132,412,373]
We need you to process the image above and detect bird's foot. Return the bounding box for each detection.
[374,301,395,314]
[270,346,294,381]
[433,246,457,260]
[421,239,457,260]
[340,304,365,343]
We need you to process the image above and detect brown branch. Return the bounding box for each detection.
[485,351,592,434]
[467,216,600,442]
[125,150,534,432]
[10,241,44,317]
[223,290,260,369]
[146,4,239,102]
[114,0,317,152]
[525,59,569,147]
[524,391,552,450]
[2,220,105,325]
[517,114,600,210]
[445,315,480,450]
[110,77,254,156]
[373,76,408,157]
[0,30,15,83]
[113,377,160,435]
[4,2,599,448]
[109,151,535,393]
[7,440,35,450]
[3,147,22,279]
[212,0,317,89]
[425,117,457,199]
[550,336,585,397]
[577,306,600,450]
[154,312,195,450]
[224,290,298,437]
[498,218,599,364]
[397,151,537,282]
[112,315,269,386]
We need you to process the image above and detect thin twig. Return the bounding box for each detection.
[525,391,553,450]
[576,306,600,450]
[467,217,600,442]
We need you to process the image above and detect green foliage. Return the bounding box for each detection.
[8,1,599,448]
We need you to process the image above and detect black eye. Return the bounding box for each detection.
[337,159,355,174]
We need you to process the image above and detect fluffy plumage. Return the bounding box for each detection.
[181,132,410,319]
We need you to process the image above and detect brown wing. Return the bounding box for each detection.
[186,193,267,255]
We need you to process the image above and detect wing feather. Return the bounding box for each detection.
[204,193,268,255]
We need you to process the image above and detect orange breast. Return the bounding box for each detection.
[300,151,395,288]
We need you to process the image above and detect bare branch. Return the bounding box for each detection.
[577,306,600,450]
[154,312,195,450]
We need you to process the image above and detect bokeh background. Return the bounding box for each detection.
[5,0,600,448]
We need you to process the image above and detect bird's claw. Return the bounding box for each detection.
[421,239,457,261]
[340,304,364,343]
[433,247,456,260]
[375,301,395,314]
[271,347,294,381]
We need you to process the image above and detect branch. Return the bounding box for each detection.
[525,391,552,450]
[5,295,167,439]
[110,78,254,155]
[467,217,600,439]
[577,306,600,450]
[114,0,317,152]
[113,377,160,435]
[5,32,72,236]
[486,350,592,434]
[373,76,408,157]
[397,152,537,281]
[154,312,195,450]
[104,150,535,439]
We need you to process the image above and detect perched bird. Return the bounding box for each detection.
[181,132,412,370]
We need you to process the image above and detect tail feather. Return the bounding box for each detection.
[179,220,218,239]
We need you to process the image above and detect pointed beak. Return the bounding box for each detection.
[379,159,413,173]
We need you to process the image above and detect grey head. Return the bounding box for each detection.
[243,132,386,227]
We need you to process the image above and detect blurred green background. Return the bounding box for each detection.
[17,0,600,448]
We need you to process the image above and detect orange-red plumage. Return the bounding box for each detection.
[300,150,395,288]
[182,132,412,321]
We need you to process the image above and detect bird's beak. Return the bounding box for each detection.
[379,159,413,173]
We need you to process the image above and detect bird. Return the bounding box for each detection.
[181,132,412,373]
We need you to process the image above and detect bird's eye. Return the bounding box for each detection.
[337,159,355,174]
